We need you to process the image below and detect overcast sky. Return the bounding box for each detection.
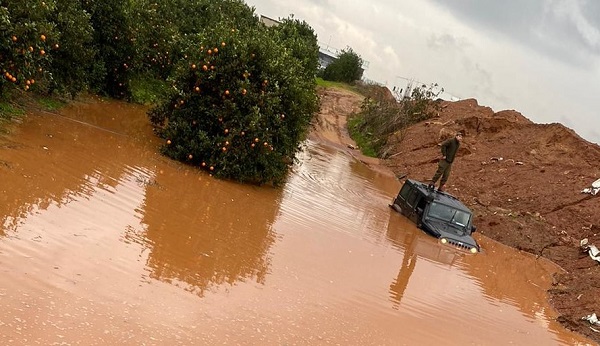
[245,0,600,144]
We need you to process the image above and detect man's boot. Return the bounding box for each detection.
[438,184,445,192]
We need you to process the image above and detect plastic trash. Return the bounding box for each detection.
[580,238,600,263]
[583,313,600,325]
[581,178,600,195]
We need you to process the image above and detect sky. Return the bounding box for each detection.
[244,0,600,144]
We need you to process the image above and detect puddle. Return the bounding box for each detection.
[0,100,595,345]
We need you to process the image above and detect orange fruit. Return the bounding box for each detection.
[188,154,193,160]
[40,34,46,41]
[221,42,226,47]
[209,166,214,171]
[224,129,229,134]
[28,46,33,52]
[194,86,200,92]
[202,65,208,71]
[241,89,247,95]
[40,49,45,55]
[191,64,196,69]
[222,147,227,152]
[207,49,212,55]
[166,139,172,145]
[11,35,17,42]
[254,138,259,142]
[224,90,230,95]
[213,48,218,53]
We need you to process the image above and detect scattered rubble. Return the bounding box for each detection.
[582,178,600,196]
[580,238,600,263]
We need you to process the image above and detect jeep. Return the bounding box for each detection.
[389,179,480,253]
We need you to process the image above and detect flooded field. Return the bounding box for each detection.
[0,99,595,345]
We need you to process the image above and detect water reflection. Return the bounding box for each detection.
[0,100,283,299]
[384,207,587,345]
[138,168,282,296]
[0,110,149,236]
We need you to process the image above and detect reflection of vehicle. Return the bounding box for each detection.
[389,179,480,253]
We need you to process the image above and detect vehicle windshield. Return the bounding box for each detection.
[427,202,471,227]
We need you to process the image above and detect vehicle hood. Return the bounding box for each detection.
[425,218,479,250]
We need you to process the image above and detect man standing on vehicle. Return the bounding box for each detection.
[428,131,463,192]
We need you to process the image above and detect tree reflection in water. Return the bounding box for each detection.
[135,170,283,297]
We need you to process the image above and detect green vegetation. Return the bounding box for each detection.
[36,96,65,111]
[349,82,444,158]
[347,116,377,157]
[0,102,24,120]
[315,77,358,92]
[149,16,319,185]
[129,75,170,105]
[0,0,321,185]
[320,47,364,83]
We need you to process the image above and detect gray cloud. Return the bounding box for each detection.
[427,0,600,67]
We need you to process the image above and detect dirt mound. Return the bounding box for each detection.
[384,99,600,343]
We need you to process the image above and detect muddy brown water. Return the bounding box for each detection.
[0,99,595,345]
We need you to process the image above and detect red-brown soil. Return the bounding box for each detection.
[316,87,600,344]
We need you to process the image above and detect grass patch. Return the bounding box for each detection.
[347,115,378,157]
[36,96,66,111]
[315,77,357,92]
[129,75,170,105]
[0,101,25,134]
[0,102,24,121]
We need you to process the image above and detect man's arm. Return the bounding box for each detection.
[440,139,451,158]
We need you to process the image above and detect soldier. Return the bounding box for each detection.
[428,131,463,192]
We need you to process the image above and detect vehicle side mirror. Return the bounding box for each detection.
[471,225,477,233]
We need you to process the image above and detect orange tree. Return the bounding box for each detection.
[0,1,56,95]
[47,0,95,97]
[149,14,319,185]
[81,0,135,98]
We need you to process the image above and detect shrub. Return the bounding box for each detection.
[149,13,319,185]
[322,47,364,83]
[350,82,443,157]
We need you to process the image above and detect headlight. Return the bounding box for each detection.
[440,238,448,244]
[470,247,478,254]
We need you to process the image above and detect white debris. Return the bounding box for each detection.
[580,238,600,263]
[582,178,600,195]
[583,313,600,325]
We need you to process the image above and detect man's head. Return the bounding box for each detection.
[456,131,464,141]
